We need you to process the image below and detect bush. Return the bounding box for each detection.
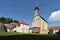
[56,30,60,35]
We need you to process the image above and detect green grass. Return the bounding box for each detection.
[0,32,46,36]
[0,32,60,40]
[0,32,28,36]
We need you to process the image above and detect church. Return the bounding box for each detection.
[32,4,48,34]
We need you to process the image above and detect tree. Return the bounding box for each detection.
[56,30,60,35]
[0,17,19,24]
[0,17,6,23]
[48,29,53,35]
[13,20,19,23]
[5,18,13,24]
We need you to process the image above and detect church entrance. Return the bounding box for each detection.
[32,27,40,33]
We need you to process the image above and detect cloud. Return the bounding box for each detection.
[48,10,60,23]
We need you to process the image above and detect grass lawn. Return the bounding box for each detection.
[0,32,46,36]
[0,32,28,36]
[0,32,60,40]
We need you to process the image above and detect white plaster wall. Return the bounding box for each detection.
[32,16,41,27]
[7,28,10,32]
[13,24,29,33]
[53,30,59,34]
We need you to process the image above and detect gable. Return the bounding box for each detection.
[32,14,48,23]
[32,15,40,22]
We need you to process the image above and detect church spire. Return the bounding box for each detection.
[34,0,39,16]
[34,2,39,10]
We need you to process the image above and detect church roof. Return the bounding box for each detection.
[34,6,39,10]
[33,14,48,23]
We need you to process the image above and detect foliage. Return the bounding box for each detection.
[0,17,19,24]
[48,29,53,35]
[0,17,6,23]
[13,20,19,23]
[56,30,60,35]
[5,18,13,24]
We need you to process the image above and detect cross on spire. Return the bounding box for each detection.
[34,0,39,10]
[36,0,39,7]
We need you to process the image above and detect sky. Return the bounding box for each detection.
[0,0,60,28]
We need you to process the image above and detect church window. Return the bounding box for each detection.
[33,19,35,22]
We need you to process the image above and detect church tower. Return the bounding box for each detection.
[32,2,48,34]
[34,4,39,16]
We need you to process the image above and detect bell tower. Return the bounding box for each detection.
[34,1,39,16]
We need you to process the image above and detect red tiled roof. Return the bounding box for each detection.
[48,26,60,30]
[19,20,28,25]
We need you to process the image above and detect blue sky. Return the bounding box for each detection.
[0,0,60,28]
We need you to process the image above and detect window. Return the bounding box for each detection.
[33,19,35,22]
